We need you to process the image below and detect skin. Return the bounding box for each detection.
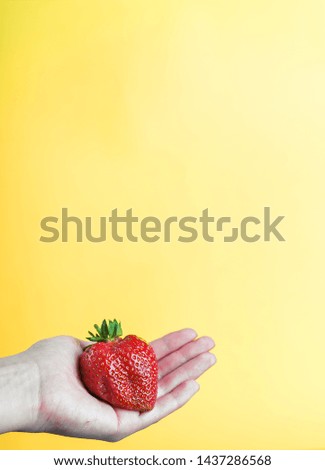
[0,329,216,442]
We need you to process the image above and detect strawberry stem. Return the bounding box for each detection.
[86,319,123,342]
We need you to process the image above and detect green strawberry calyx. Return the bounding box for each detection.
[86,319,123,342]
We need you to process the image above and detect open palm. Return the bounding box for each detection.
[27,329,215,441]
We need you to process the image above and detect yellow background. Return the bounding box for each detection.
[0,0,325,449]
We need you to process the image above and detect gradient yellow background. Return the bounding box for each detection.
[0,0,324,450]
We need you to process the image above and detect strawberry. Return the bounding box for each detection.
[79,319,158,411]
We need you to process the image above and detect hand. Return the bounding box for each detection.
[0,329,216,441]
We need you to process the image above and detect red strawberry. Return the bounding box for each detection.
[79,319,158,411]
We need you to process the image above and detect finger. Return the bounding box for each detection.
[79,340,94,349]
[158,336,215,379]
[139,380,200,429]
[150,329,197,360]
[158,352,216,398]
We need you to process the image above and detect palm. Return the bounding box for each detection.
[29,329,215,441]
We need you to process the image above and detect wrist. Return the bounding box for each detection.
[0,354,40,434]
